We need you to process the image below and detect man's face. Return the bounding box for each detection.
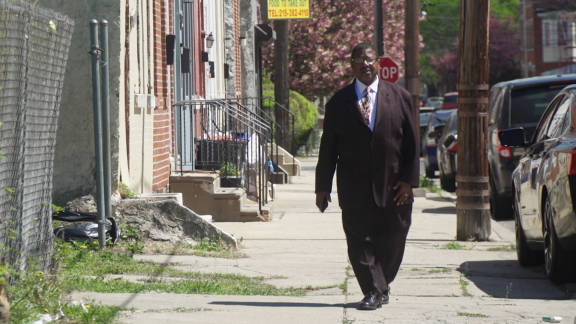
[351,48,379,86]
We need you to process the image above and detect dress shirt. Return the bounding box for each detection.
[354,77,379,131]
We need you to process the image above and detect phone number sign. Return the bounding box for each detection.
[262,0,310,20]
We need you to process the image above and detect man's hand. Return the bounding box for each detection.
[315,191,331,212]
[393,181,412,205]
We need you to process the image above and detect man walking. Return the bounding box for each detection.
[315,43,419,310]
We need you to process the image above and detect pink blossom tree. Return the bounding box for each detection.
[262,0,408,100]
[429,16,520,91]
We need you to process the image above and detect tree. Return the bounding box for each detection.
[420,0,519,94]
[262,0,408,100]
[429,15,521,91]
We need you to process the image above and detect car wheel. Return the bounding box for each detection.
[425,167,435,178]
[543,196,576,283]
[514,198,543,267]
[441,172,456,192]
[489,175,512,220]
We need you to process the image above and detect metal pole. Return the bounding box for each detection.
[100,20,112,228]
[90,19,106,248]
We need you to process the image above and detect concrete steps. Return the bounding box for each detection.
[170,172,271,222]
[267,143,301,177]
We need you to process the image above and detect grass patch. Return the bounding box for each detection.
[429,268,452,274]
[487,244,517,252]
[419,176,441,194]
[144,307,212,313]
[457,312,487,317]
[441,241,466,250]
[410,268,423,271]
[6,266,128,324]
[460,278,472,297]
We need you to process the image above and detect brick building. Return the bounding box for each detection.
[520,0,576,77]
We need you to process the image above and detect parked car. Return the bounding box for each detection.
[422,109,455,178]
[488,74,576,220]
[499,84,576,284]
[436,110,458,192]
[442,92,458,109]
[419,111,432,154]
[425,96,443,109]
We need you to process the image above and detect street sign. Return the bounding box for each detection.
[261,0,311,20]
[378,57,399,83]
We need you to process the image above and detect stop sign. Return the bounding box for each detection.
[378,57,399,83]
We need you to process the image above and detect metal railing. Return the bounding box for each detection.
[173,99,273,210]
[235,97,296,177]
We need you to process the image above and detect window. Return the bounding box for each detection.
[547,96,570,138]
[534,95,565,142]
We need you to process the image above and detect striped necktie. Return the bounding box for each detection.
[359,87,372,126]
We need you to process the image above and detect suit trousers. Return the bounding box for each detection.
[342,202,412,295]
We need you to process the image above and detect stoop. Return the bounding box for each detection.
[267,143,301,176]
[169,172,270,222]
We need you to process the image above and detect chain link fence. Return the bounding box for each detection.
[0,0,74,272]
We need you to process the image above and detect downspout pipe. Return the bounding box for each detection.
[89,20,106,248]
[100,20,112,230]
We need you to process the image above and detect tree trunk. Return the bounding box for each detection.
[456,0,491,241]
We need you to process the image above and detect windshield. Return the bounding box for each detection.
[430,111,452,127]
[510,84,568,125]
[443,96,457,103]
[420,113,431,125]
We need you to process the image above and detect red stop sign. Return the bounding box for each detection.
[378,57,399,83]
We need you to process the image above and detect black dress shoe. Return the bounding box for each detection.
[382,290,389,305]
[357,291,383,310]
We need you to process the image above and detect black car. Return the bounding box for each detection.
[488,74,576,219]
[500,84,576,284]
[422,109,455,178]
[436,110,458,192]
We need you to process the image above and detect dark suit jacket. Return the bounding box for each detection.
[315,79,420,209]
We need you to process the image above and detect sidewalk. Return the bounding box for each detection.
[73,157,575,324]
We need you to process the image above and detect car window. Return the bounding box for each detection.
[429,111,452,127]
[565,94,576,137]
[488,86,502,125]
[441,114,454,136]
[510,84,567,125]
[547,96,571,138]
[420,113,431,126]
[449,112,458,132]
[533,95,565,142]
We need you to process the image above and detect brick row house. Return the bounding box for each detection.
[520,0,576,77]
[39,0,273,219]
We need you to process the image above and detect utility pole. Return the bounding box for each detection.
[274,20,290,150]
[456,0,491,241]
[405,0,420,136]
[374,0,384,56]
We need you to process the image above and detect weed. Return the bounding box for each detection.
[194,232,225,252]
[505,283,513,299]
[118,182,140,199]
[429,268,451,274]
[119,224,144,255]
[411,268,423,271]
[487,244,517,252]
[457,312,487,317]
[460,278,472,297]
[341,316,356,324]
[144,307,211,313]
[442,241,466,250]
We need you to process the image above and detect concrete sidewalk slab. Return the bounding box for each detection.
[71,156,576,323]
